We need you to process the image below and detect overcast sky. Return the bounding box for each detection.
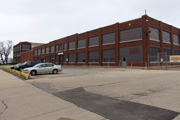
[0,0,180,56]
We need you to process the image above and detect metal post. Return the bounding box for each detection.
[157,53,160,70]
[166,53,168,70]
[147,55,149,70]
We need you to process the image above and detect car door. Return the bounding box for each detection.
[46,63,54,73]
[37,64,46,74]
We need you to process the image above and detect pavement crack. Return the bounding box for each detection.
[25,106,74,120]
[0,100,8,115]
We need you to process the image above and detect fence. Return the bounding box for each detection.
[148,53,180,70]
[0,66,30,79]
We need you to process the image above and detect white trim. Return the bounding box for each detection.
[173,43,180,46]
[68,48,75,50]
[58,53,64,55]
[88,62,99,63]
[150,39,160,42]
[68,62,75,63]
[120,39,142,43]
[88,45,99,48]
[102,42,115,46]
[77,62,86,63]
[163,41,171,44]
[102,62,116,63]
[77,47,86,49]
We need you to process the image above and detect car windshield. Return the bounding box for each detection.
[23,61,31,65]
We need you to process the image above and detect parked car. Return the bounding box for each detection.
[22,63,63,76]
[15,61,40,71]
[9,63,23,69]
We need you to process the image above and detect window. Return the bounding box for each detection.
[89,36,99,47]
[163,48,172,61]
[78,39,86,48]
[174,49,180,55]
[45,56,49,62]
[102,49,115,63]
[46,48,49,54]
[64,43,67,51]
[38,49,41,55]
[22,44,30,50]
[34,50,37,55]
[42,48,45,54]
[120,27,142,42]
[89,51,99,63]
[173,34,179,45]
[163,48,171,55]
[103,33,115,45]
[51,46,54,53]
[64,54,67,63]
[56,45,59,52]
[59,44,63,51]
[47,63,54,67]
[69,53,75,63]
[149,27,160,41]
[163,31,171,43]
[40,64,46,67]
[69,42,75,50]
[120,46,143,62]
[78,52,86,63]
[150,46,160,56]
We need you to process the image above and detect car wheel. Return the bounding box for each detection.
[31,70,37,76]
[53,69,58,74]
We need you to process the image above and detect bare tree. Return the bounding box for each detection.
[0,40,13,64]
[0,42,5,64]
[3,40,13,64]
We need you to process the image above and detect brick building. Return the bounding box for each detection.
[13,42,44,63]
[14,15,180,67]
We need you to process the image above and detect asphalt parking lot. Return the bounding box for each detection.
[26,66,180,120]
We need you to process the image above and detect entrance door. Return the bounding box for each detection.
[59,55,62,65]
[122,56,127,68]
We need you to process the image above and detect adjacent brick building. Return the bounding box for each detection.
[14,15,180,67]
[13,42,44,63]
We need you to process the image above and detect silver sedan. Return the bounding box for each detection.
[22,63,63,76]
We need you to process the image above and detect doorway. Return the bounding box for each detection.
[59,55,62,65]
[121,56,127,68]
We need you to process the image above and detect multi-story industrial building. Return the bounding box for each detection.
[13,15,180,67]
[13,42,44,63]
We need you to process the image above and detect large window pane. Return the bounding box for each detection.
[103,33,115,45]
[64,54,66,63]
[64,43,67,51]
[78,39,86,48]
[22,44,30,50]
[89,36,99,47]
[69,53,75,63]
[149,27,160,41]
[51,46,54,53]
[120,27,142,42]
[89,51,99,63]
[46,48,49,54]
[173,34,179,45]
[163,31,171,43]
[69,42,75,50]
[103,49,115,62]
[174,49,180,55]
[78,52,86,62]
[120,46,143,62]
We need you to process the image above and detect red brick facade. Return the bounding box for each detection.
[15,15,180,67]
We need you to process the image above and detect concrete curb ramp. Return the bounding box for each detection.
[0,69,107,120]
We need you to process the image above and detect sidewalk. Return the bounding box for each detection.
[0,69,107,120]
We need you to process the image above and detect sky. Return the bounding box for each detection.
[0,0,180,57]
